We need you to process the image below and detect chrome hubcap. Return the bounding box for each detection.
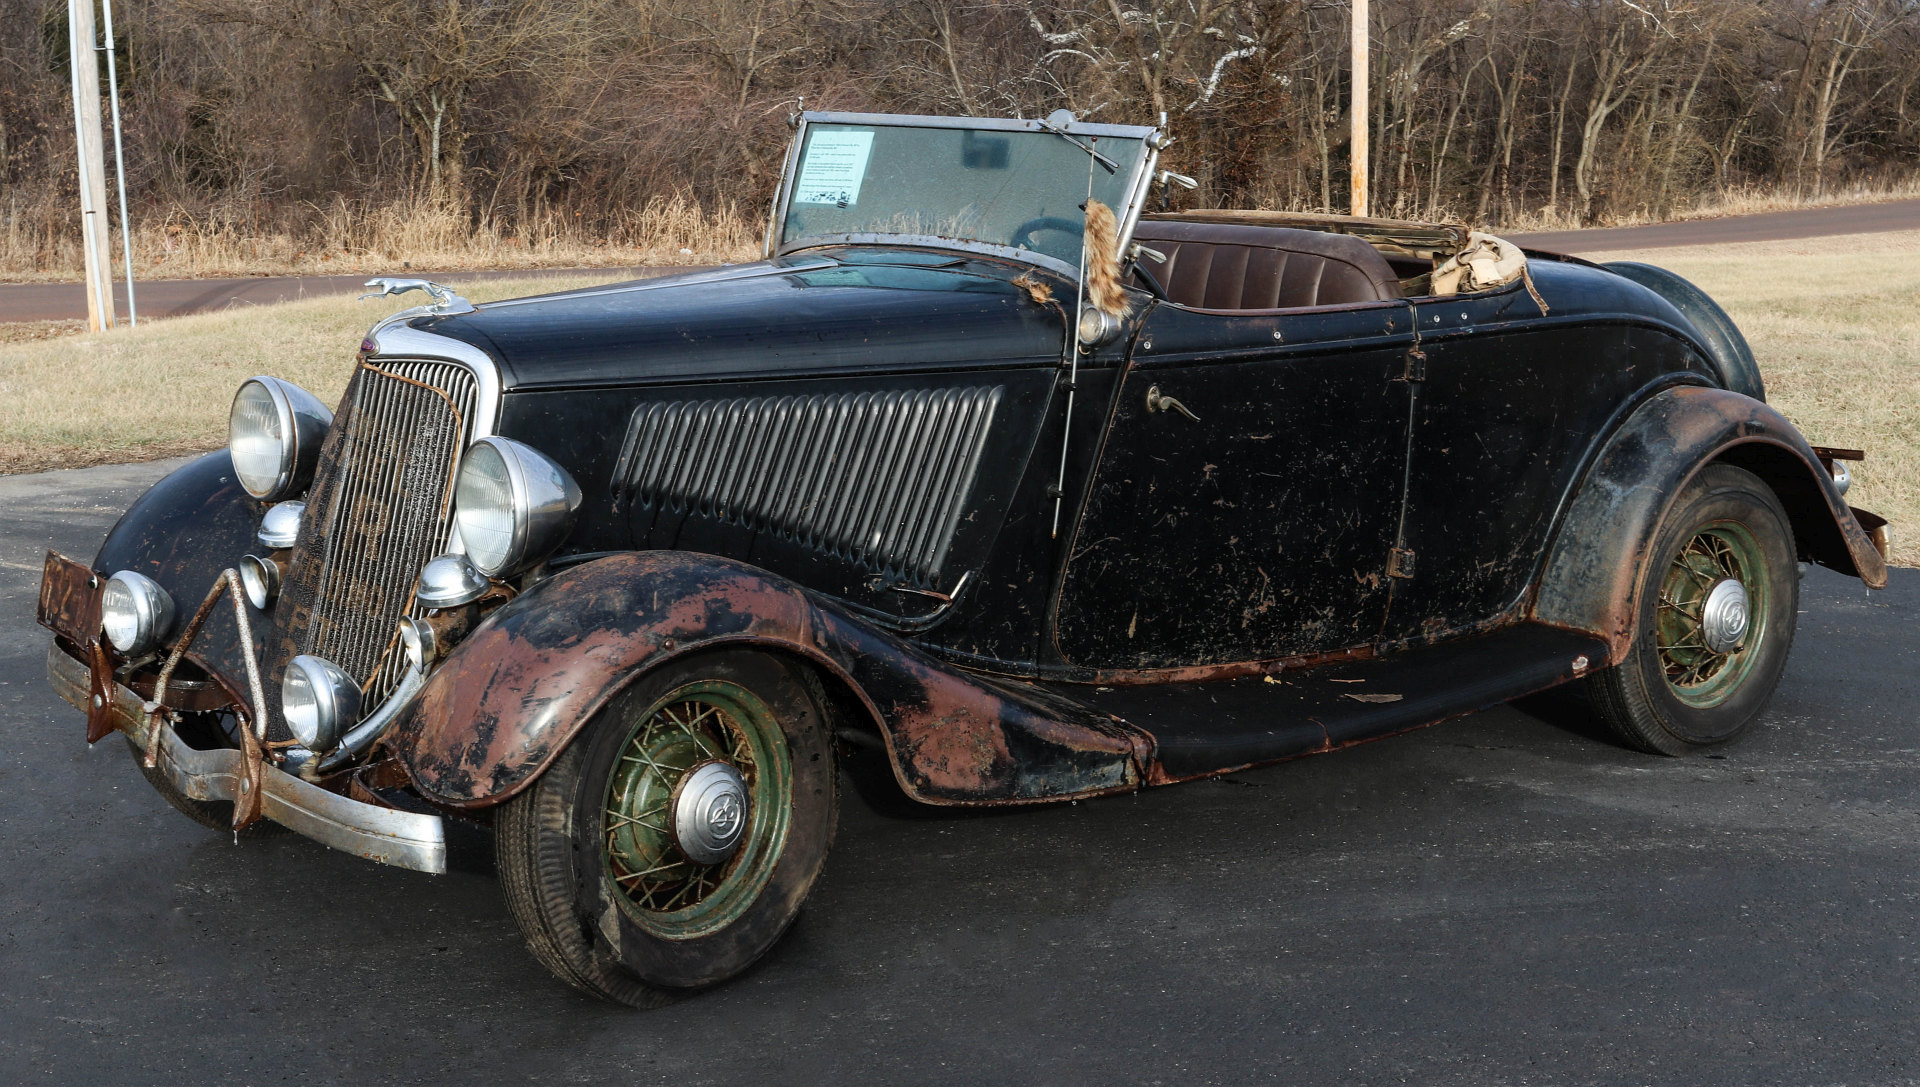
[1699,577,1750,654]
[673,761,750,865]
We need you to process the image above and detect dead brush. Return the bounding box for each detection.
[0,193,763,283]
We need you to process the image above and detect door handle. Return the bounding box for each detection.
[1145,385,1199,421]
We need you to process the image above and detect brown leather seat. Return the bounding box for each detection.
[1129,219,1402,310]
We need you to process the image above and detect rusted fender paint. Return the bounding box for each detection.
[388,552,1152,809]
[1533,386,1887,658]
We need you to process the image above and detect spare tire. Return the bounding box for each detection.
[1604,261,1764,401]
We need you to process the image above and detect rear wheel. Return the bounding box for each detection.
[494,650,837,1007]
[1586,464,1798,755]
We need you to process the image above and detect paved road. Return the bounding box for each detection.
[2,457,1916,1083]
[0,266,676,324]
[5,197,1917,324]
[1510,196,1920,253]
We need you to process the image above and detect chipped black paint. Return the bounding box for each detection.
[41,234,1889,816]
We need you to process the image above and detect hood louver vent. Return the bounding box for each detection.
[612,386,1003,588]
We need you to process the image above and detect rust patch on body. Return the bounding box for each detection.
[391,552,1148,809]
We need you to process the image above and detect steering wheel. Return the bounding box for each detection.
[1010,216,1084,250]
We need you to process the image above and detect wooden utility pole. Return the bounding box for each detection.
[1349,0,1369,218]
[68,0,115,331]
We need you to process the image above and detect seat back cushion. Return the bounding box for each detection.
[1129,220,1402,310]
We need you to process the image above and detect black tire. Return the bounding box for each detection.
[124,714,290,837]
[1585,464,1798,755]
[495,649,837,1007]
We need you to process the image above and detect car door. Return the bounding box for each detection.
[1376,285,1708,645]
[1052,301,1415,670]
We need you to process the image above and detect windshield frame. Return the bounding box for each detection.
[767,111,1162,280]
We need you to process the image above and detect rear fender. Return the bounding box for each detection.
[1533,386,1887,659]
[388,552,1149,808]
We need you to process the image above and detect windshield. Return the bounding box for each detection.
[776,118,1152,274]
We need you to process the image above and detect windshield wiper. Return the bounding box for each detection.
[1035,118,1119,174]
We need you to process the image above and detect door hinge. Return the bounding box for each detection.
[1387,547,1417,579]
[1401,347,1427,383]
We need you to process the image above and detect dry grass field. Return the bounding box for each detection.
[1588,229,1920,566]
[0,195,760,284]
[0,272,623,474]
[2,230,1912,565]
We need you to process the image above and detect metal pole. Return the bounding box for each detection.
[67,0,115,331]
[100,0,136,326]
[1349,0,1369,218]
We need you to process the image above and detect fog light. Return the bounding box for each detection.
[1830,459,1851,496]
[282,654,362,753]
[99,570,175,656]
[238,554,281,610]
[257,501,305,550]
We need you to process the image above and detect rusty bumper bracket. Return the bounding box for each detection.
[47,644,447,874]
[139,569,274,828]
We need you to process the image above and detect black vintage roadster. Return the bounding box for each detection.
[39,111,1889,1005]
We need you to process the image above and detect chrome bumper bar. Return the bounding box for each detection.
[47,644,446,875]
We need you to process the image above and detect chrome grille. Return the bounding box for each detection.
[612,386,1003,587]
[275,359,477,713]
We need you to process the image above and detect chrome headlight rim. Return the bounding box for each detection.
[453,436,582,578]
[228,376,333,502]
[99,570,175,656]
[281,654,362,753]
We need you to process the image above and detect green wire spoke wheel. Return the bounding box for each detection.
[1653,524,1768,709]
[496,650,837,1007]
[601,681,793,938]
[1587,464,1798,755]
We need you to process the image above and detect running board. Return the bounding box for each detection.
[1044,624,1607,784]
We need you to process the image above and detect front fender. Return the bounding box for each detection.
[1533,386,1887,659]
[90,451,264,682]
[387,552,1149,808]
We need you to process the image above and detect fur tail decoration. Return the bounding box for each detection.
[1084,200,1128,317]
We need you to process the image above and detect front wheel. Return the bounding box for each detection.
[1586,464,1799,755]
[494,649,837,1007]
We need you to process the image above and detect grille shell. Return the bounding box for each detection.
[612,386,1003,588]
[269,359,480,725]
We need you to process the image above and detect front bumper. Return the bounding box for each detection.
[45,640,447,875]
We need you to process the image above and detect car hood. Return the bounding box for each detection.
[414,250,1072,390]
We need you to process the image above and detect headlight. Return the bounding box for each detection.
[99,570,175,655]
[228,376,333,501]
[281,654,361,752]
[453,437,582,576]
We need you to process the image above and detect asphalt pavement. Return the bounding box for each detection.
[1508,196,1920,252]
[1,456,1916,1084]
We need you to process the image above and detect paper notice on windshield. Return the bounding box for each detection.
[794,131,875,206]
